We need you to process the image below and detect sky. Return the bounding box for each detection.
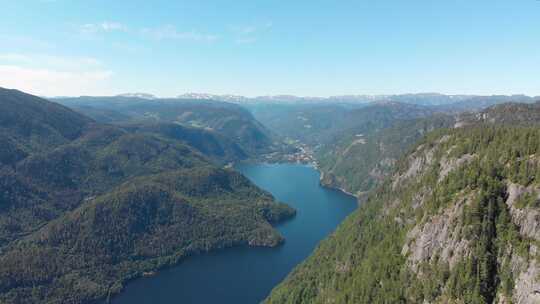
[0,0,539,97]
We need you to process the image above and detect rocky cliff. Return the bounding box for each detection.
[265,125,540,304]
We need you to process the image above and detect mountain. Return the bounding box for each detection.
[0,88,93,165]
[456,101,540,127]
[247,101,446,196]
[264,103,540,304]
[0,88,295,304]
[116,93,157,99]
[54,96,280,158]
[177,92,537,109]
[250,99,540,197]
[123,123,247,164]
[248,102,436,146]
[177,93,249,103]
[317,114,456,196]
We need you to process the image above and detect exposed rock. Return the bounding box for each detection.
[513,261,540,304]
[392,145,435,190]
[438,153,476,182]
[411,187,430,210]
[506,182,540,241]
[402,194,472,271]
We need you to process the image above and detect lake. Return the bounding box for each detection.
[111,163,358,304]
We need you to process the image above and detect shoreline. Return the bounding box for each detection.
[316,167,357,197]
[234,157,361,200]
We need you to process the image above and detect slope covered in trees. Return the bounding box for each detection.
[248,102,436,146]
[317,114,455,196]
[265,117,540,303]
[0,88,295,304]
[55,96,281,158]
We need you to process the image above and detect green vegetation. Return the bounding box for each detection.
[55,96,282,157]
[248,102,435,146]
[265,124,540,304]
[317,114,455,196]
[0,88,295,304]
[249,101,444,196]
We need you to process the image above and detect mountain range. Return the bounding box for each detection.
[173,92,538,107]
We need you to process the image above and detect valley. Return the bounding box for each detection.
[1,87,540,304]
[110,163,357,304]
[3,3,540,303]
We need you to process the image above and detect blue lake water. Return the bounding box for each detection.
[111,163,358,304]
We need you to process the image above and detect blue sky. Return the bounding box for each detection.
[0,0,539,97]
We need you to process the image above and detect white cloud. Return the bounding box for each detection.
[141,25,218,42]
[0,53,113,96]
[230,22,272,44]
[80,21,128,35]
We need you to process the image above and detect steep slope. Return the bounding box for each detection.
[316,101,540,197]
[55,96,278,157]
[317,114,456,196]
[247,102,435,146]
[265,125,540,304]
[249,101,443,197]
[0,88,295,304]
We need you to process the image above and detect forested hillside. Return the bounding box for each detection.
[317,114,455,196]
[265,108,540,303]
[55,96,281,158]
[248,102,435,146]
[248,101,450,196]
[0,88,295,304]
[316,101,540,197]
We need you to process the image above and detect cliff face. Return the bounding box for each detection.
[265,126,540,304]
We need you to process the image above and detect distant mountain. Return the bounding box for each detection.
[177,92,537,109]
[317,114,456,196]
[54,96,281,158]
[116,92,157,99]
[177,92,249,103]
[0,88,295,304]
[456,101,540,127]
[248,101,437,146]
[436,95,536,112]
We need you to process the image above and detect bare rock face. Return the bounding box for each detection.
[438,153,476,182]
[392,144,435,190]
[505,182,540,241]
[402,194,472,272]
[502,182,540,303]
[514,261,540,304]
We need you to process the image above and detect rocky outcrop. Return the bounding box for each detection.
[438,153,476,182]
[392,144,435,190]
[505,182,540,241]
[513,259,540,304]
[402,193,472,271]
